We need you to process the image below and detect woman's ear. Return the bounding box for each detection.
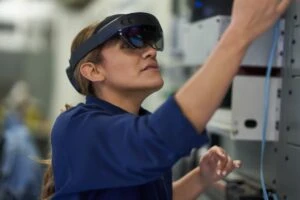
[80,62,105,82]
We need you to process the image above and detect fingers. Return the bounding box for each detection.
[220,158,242,175]
[277,0,291,15]
[218,155,232,176]
[229,0,291,42]
[221,156,242,176]
[233,160,242,168]
[205,147,228,176]
[199,147,242,184]
[215,154,228,175]
[207,146,242,176]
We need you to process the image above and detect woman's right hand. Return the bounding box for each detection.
[230,0,290,43]
[198,146,241,185]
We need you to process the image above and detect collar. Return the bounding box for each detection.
[85,95,149,116]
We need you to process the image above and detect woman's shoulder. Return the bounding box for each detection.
[51,103,114,135]
[58,103,112,120]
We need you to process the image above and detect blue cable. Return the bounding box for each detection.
[260,21,281,200]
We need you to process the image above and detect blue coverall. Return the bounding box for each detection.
[51,95,209,199]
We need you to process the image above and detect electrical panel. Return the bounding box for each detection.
[208,76,281,141]
[182,15,285,67]
[230,76,281,141]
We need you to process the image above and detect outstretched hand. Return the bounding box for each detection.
[198,146,241,185]
[230,0,290,42]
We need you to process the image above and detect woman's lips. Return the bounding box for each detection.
[142,65,159,71]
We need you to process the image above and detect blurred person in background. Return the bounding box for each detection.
[0,80,43,200]
[42,0,290,199]
[5,81,51,139]
[3,80,51,159]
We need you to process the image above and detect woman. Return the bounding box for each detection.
[42,0,290,199]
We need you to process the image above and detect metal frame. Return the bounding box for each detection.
[276,1,300,199]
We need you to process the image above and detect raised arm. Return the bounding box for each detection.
[175,0,290,132]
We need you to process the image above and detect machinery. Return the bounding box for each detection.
[182,15,285,68]
[171,0,300,199]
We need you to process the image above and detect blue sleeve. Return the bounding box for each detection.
[52,96,209,193]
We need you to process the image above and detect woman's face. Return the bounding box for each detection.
[97,38,164,94]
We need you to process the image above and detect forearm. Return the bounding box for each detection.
[175,26,250,132]
[172,167,208,200]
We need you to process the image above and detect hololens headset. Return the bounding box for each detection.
[66,12,164,93]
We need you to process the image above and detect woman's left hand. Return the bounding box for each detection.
[198,146,241,185]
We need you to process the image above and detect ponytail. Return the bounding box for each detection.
[41,104,73,199]
[41,162,55,200]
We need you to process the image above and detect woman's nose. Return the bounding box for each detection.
[142,45,157,59]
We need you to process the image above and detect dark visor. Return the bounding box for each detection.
[119,25,163,51]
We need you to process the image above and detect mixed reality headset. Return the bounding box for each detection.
[66,12,164,93]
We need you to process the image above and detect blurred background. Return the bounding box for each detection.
[0,0,299,199]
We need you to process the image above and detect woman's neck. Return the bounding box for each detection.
[95,89,149,115]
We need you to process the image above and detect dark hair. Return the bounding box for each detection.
[41,161,55,200]
[41,104,73,199]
